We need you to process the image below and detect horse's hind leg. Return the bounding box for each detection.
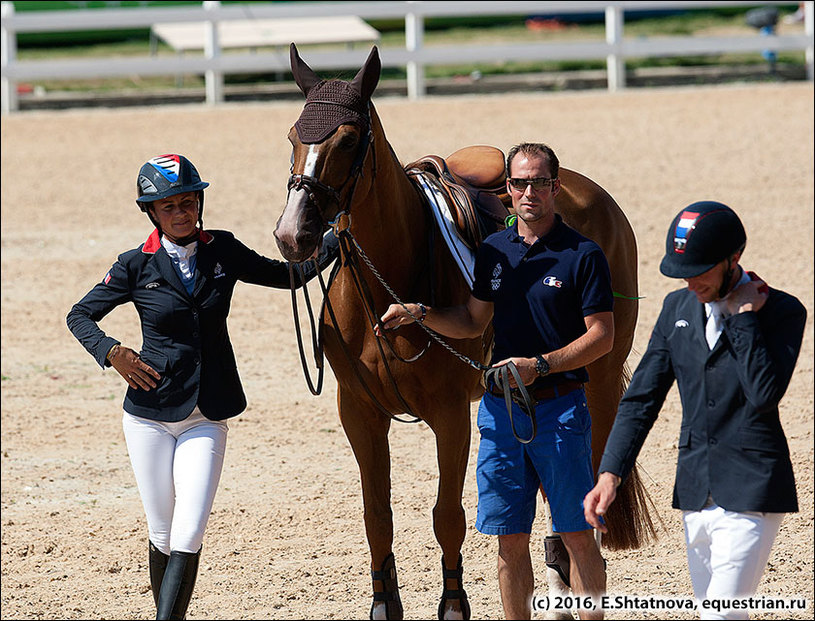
[541,498,577,621]
[428,405,471,620]
[338,389,402,620]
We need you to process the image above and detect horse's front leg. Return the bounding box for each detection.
[427,400,471,620]
[338,387,403,620]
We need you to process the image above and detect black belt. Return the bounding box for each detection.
[489,380,583,401]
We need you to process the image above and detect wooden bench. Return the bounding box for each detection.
[151,16,380,54]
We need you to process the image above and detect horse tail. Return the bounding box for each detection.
[599,363,663,551]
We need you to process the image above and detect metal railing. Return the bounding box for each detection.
[2,0,813,114]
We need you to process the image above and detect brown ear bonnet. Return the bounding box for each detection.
[294,80,370,143]
[290,43,381,144]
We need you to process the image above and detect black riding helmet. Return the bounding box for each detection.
[660,200,747,298]
[135,154,210,233]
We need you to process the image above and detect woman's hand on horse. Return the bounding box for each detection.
[376,303,422,335]
[491,357,537,388]
[109,345,161,391]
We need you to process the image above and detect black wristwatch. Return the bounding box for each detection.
[534,354,550,377]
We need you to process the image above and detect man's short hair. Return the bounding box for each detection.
[506,143,560,178]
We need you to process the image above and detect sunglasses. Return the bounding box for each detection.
[507,177,556,191]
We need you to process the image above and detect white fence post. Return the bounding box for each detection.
[203,0,223,105]
[406,6,425,100]
[605,4,625,91]
[1,0,18,114]
[806,0,814,81]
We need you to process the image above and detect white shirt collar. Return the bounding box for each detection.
[161,236,198,260]
[705,267,749,318]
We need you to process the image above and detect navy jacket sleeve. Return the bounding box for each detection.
[723,291,806,409]
[231,229,339,289]
[598,292,678,481]
[66,254,134,368]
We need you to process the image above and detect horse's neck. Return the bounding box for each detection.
[349,109,427,266]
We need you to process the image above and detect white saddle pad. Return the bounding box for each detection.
[411,171,476,289]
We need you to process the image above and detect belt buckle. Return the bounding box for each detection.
[512,387,538,407]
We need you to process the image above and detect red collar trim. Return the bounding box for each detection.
[141,228,213,254]
[142,229,161,254]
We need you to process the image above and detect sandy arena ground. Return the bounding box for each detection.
[1,82,813,620]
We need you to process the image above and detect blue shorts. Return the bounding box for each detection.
[475,388,594,535]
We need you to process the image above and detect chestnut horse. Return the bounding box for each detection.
[275,45,654,620]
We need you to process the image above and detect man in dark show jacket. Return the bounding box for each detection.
[584,201,806,620]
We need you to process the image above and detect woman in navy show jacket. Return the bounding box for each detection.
[67,154,337,619]
[584,202,806,620]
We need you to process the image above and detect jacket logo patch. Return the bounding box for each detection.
[145,282,160,289]
[675,319,689,328]
[213,262,226,279]
[543,276,562,288]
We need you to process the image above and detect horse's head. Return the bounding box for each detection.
[274,43,381,262]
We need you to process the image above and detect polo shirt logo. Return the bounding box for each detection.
[491,263,502,291]
[543,276,562,288]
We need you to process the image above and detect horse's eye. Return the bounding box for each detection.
[338,134,358,152]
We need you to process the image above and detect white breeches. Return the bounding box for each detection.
[683,504,784,620]
[123,408,228,555]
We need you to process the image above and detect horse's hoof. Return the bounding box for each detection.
[437,554,470,620]
[438,597,470,621]
[370,600,403,621]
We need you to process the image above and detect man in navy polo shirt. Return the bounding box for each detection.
[379,142,614,620]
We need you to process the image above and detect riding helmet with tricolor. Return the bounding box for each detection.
[659,201,746,279]
[136,154,209,229]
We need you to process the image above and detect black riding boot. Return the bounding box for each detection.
[155,548,201,620]
[149,541,170,609]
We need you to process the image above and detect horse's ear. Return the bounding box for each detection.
[350,46,381,102]
[290,43,321,96]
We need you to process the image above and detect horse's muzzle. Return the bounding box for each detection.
[274,228,321,263]
[275,188,324,262]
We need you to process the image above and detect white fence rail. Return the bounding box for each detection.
[2,0,813,114]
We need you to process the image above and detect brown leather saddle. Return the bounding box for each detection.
[405,145,512,250]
